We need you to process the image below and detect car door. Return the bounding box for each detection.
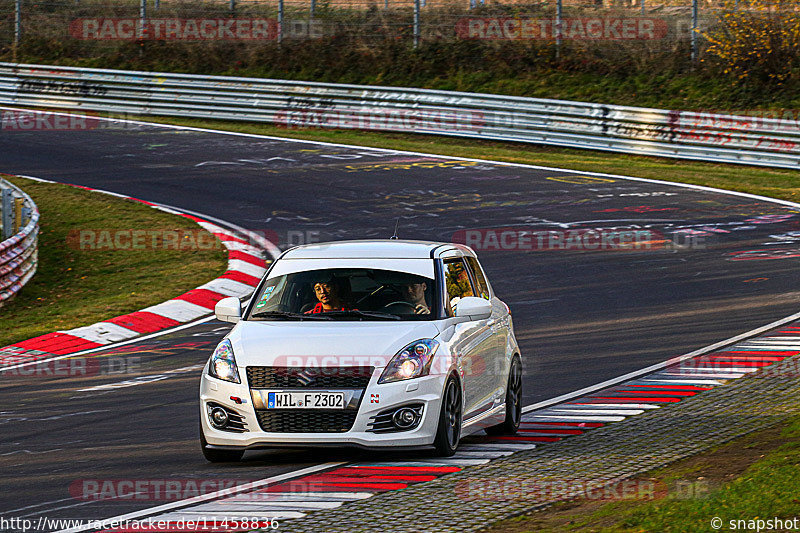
[465,255,509,408]
[442,256,496,421]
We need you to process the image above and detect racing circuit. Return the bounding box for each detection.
[1,115,800,530]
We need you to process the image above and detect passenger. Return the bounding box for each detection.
[306,278,350,314]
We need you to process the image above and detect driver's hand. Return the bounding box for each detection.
[414,304,430,315]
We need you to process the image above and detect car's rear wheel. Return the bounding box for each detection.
[433,376,462,456]
[486,356,522,436]
[200,424,244,463]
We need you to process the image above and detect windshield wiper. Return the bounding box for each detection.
[323,310,402,321]
[249,310,332,321]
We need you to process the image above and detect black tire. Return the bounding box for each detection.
[486,356,522,436]
[200,425,244,463]
[433,376,462,457]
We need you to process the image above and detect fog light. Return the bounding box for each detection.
[210,406,229,429]
[393,407,419,429]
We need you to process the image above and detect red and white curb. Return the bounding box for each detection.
[0,177,274,367]
[88,318,800,532]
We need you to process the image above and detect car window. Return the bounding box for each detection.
[443,258,475,316]
[465,257,491,300]
[247,268,438,320]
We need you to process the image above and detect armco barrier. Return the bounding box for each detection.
[0,178,39,307]
[1,62,799,169]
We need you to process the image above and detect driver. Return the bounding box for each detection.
[306,277,351,314]
[401,279,430,315]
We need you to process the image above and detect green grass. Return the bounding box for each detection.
[130,115,800,203]
[619,437,800,532]
[0,175,227,347]
[484,415,800,532]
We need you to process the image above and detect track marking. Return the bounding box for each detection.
[52,463,345,533]
[0,179,279,375]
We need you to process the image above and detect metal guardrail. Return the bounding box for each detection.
[0,62,799,169]
[0,178,39,308]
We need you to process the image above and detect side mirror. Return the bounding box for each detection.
[215,297,242,323]
[454,296,492,321]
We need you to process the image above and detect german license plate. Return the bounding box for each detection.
[267,391,345,409]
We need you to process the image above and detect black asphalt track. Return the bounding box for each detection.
[1,119,799,528]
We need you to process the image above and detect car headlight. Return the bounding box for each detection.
[208,339,240,384]
[379,339,440,384]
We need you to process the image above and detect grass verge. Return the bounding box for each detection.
[0,175,227,347]
[134,116,800,203]
[482,415,800,532]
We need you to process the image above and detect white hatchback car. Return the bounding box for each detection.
[200,240,522,461]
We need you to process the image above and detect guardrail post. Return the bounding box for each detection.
[138,0,146,40]
[555,0,562,59]
[413,0,420,48]
[13,0,21,62]
[1,189,13,240]
[691,0,698,61]
[14,197,24,233]
[20,206,31,229]
[278,0,284,44]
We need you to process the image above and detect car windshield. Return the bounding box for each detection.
[247,268,440,321]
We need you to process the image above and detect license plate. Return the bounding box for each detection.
[267,391,346,409]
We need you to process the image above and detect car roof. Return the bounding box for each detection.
[280,239,471,260]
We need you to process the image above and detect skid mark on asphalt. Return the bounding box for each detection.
[76,365,205,392]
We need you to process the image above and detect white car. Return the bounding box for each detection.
[200,240,522,461]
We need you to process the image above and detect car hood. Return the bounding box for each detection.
[227,320,442,369]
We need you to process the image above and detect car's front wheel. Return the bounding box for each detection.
[200,425,244,463]
[486,356,522,436]
[433,376,462,456]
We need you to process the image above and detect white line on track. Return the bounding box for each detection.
[0,315,217,375]
[521,310,800,414]
[53,463,345,533]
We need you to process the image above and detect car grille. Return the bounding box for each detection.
[255,410,359,433]
[246,366,374,389]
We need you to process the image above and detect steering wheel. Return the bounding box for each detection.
[382,301,419,314]
[356,284,402,306]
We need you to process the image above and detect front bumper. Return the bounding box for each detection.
[199,368,446,449]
